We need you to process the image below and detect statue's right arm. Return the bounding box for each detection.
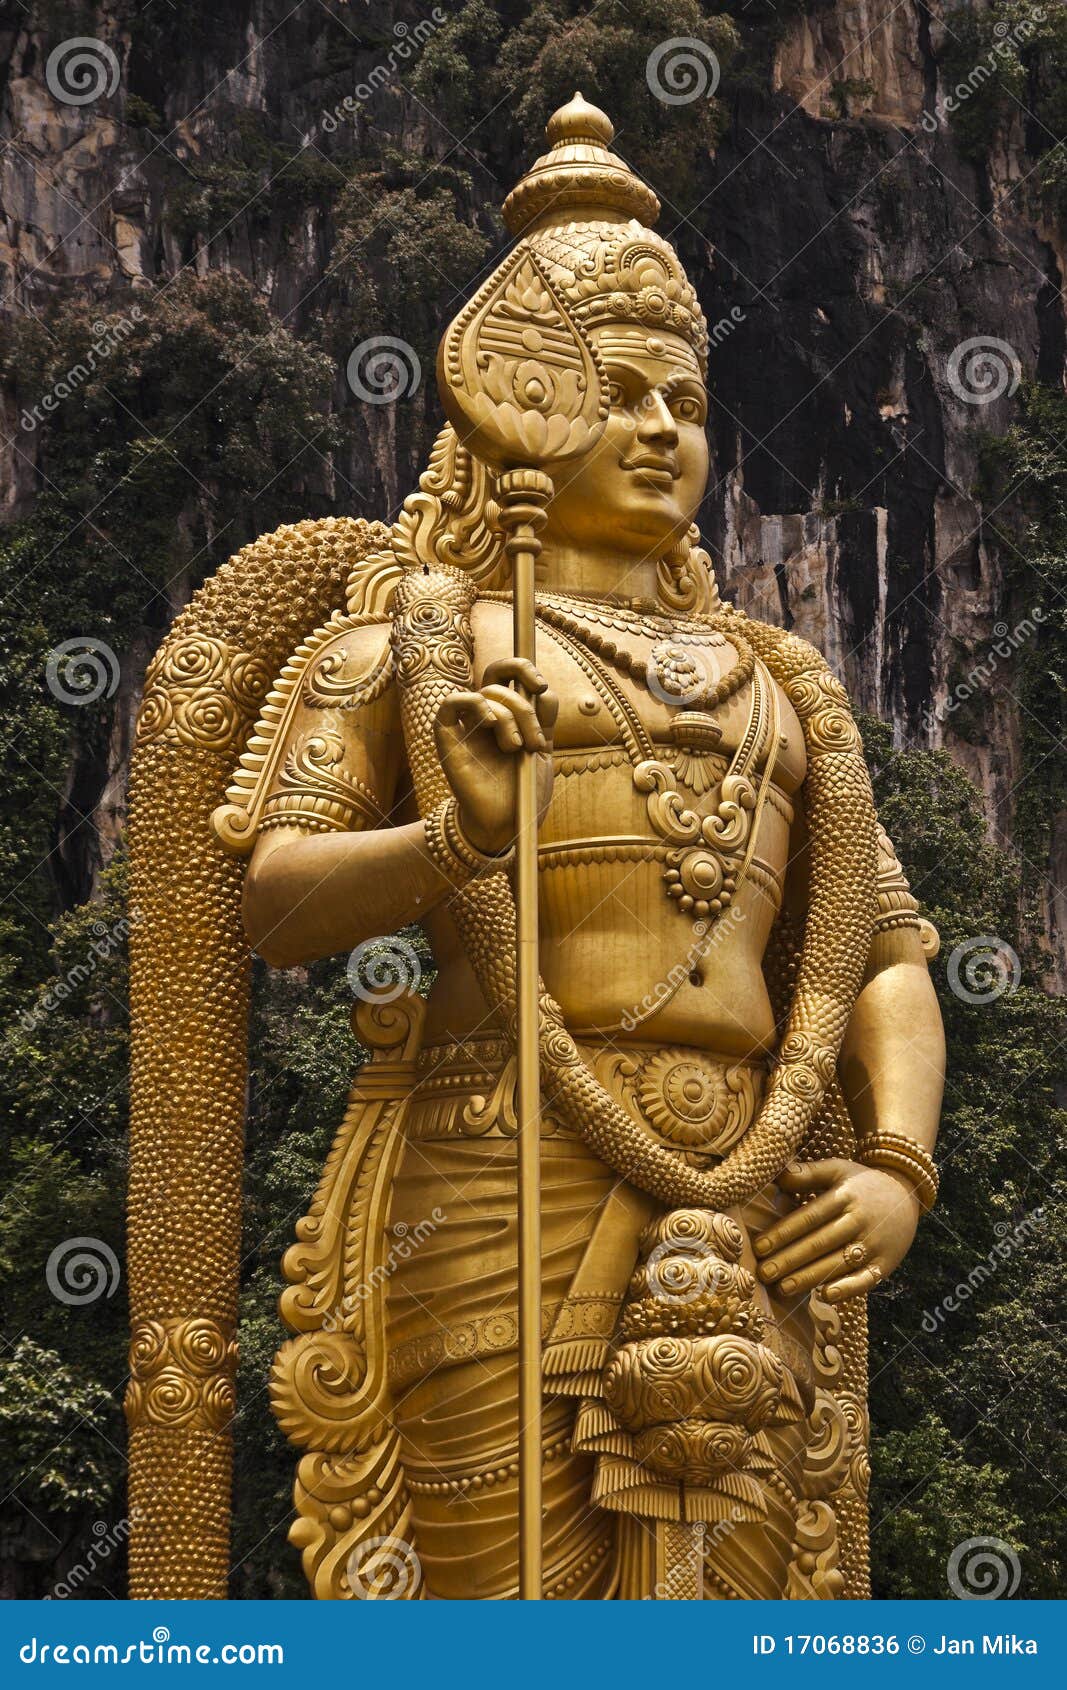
[241,628,447,969]
[241,629,554,970]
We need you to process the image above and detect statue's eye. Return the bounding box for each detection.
[606,381,627,409]
[672,395,704,423]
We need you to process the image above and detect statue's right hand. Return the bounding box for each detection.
[432,658,557,856]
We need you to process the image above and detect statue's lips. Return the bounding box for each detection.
[625,458,679,490]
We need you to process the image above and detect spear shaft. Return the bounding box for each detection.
[499,469,553,1600]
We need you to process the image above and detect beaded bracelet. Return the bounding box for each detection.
[857,1132,939,1213]
[424,797,513,887]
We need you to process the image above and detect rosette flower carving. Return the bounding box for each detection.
[201,1374,238,1431]
[632,1419,750,1482]
[175,1318,231,1376]
[228,652,272,715]
[642,1208,744,1260]
[145,1367,201,1428]
[137,689,172,739]
[129,1319,169,1378]
[175,690,241,752]
[603,1206,808,1486]
[135,633,265,752]
[693,1334,783,1427]
[124,1316,237,1432]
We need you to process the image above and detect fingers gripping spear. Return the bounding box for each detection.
[436,245,608,1597]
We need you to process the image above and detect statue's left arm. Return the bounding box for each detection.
[755,822,945,1303]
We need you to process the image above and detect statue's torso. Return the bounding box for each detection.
[419,599,806,1058]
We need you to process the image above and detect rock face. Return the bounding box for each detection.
[2,0,1063,973]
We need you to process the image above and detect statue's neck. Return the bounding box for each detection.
[536,540,661,604]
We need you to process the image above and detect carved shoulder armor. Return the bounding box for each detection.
[212,615,397,853]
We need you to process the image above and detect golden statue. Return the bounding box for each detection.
[126,96,945,1601]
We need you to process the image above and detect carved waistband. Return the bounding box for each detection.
[405,1036,766,1157]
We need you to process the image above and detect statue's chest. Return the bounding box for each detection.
[471,600,806,794]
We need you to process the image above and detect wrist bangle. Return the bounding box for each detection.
[424,797,513,886]
[857,1132,939,1213]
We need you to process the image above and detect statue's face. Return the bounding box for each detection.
[539,324,709,563]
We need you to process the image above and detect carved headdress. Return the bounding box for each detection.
[502,93,709,369]
[389,94,715,608]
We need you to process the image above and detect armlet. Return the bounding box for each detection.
[874,823,939,958]
[259,729,386,836]
[212,615,392,855]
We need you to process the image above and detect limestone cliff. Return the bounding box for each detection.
[2,0,1063,973]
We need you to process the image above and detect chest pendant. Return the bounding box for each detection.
[639,667,780,922]
[537,610,782,926]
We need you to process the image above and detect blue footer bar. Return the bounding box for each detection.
[2,1600,1064,1686]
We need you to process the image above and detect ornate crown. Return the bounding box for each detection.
[501,93,709,371]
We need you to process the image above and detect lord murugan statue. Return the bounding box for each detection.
[126,96,945,1601]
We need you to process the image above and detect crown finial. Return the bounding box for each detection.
[502,94,660,236]
[545,92,615,148]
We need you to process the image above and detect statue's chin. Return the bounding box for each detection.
[610,502,693,556]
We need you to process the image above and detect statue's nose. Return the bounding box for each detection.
[637,389,679,444]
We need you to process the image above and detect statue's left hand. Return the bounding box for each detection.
[752,1159,921,1304]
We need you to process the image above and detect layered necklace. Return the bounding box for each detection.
[534,590,755,715]
[481,588,781,930]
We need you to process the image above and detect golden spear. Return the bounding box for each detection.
[437,244,606,1596]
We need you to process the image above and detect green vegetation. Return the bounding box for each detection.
[977,385,1067,887]
[1,0,1063,1604]
[861,720,1066,1598]
[940,2,1067,221]
[823,78,876,122]
[413,0,739,197]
